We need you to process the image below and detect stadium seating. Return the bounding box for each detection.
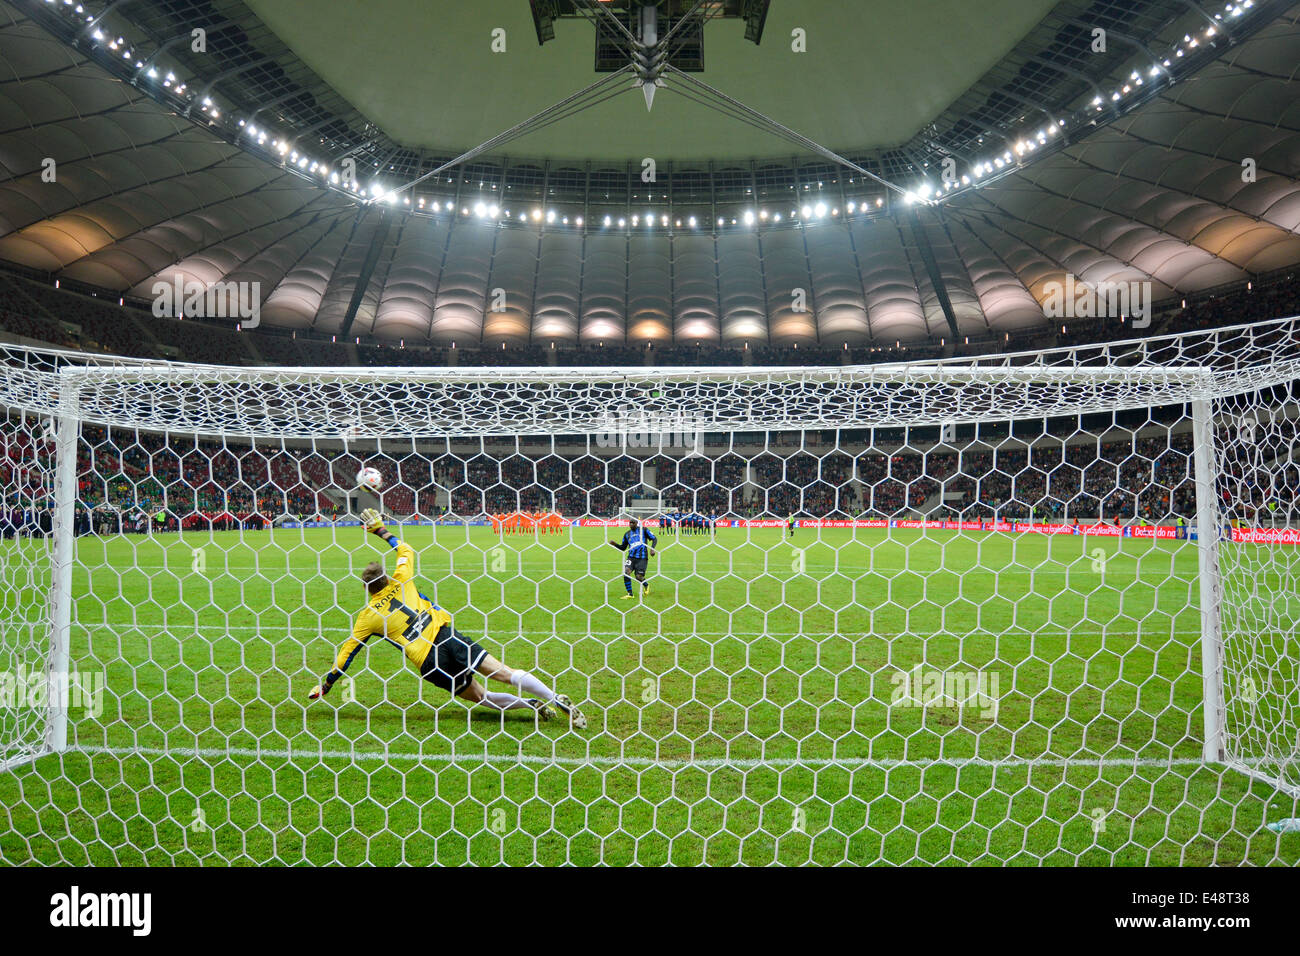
[2,267,1299,371]
[47,417,1223,527]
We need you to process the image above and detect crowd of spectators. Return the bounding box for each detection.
[74,426,340,528]
[0,419,1249,529]
[916,436,1199,522]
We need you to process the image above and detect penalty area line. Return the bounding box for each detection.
[68,744,1213,772]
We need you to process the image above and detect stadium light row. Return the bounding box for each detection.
[45,0,1258,232]
[365,196,893,231]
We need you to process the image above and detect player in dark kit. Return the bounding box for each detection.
[609,516,657,600]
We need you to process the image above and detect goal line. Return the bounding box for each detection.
[67,743,1216,773]
[66,623,1207,639]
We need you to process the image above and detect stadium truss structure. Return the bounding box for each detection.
[1,317,1299,864]
[17,0,1290,216]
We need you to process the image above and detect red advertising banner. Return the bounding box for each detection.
[1231,526,1300,545]
[576,518,665,527]
[568,517,1292,545]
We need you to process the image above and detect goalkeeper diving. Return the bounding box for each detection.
[308,509,586,728]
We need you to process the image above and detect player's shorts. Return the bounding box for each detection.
[623,556,649,576]
[418,624,487,694]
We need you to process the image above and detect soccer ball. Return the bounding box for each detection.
[356,466,383,492]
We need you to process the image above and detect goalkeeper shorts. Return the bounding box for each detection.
[419,625,487,694]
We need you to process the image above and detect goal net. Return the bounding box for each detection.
[2,318,1298,865]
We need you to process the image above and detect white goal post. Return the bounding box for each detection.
[2,316,1299,864]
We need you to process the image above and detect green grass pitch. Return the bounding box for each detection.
[1,525,1297,865]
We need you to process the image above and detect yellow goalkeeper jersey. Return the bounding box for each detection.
[333,539,452,674]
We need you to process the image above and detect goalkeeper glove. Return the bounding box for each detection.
[308,671,340,701]
[360,507,387,536]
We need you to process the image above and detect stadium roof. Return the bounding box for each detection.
[0,0,1298,349]
[240,0,1059,161]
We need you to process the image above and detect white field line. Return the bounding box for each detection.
[66,622,1206,638]
[61,538,1196,577]
[73,543,1193,568]
[69,743,1216,772]
[63,563,1233,589]
[83,562,1189,580]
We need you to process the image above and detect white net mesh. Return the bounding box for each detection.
[1,319,1298,864]
[0,407,55,771]
[1213,388,1300,796]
